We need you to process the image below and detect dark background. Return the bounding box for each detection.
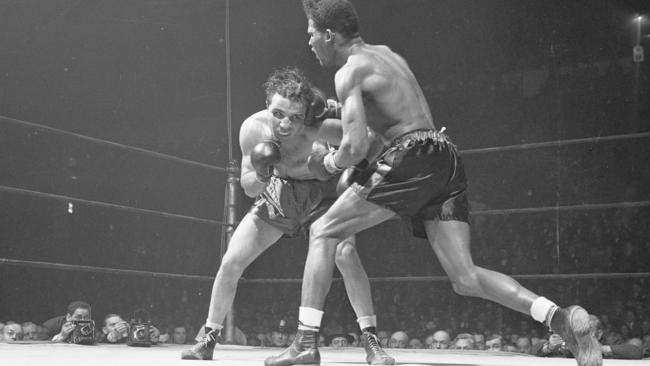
[1,0,649,330]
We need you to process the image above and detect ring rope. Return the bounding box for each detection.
[471,200,650,216]
[460,131,650,155]
[6,117,649,171]
[0,185,233,227]
[2,183,646,226]
[0,258,213,281]
[1,116,228,173]
[1,258,649,283]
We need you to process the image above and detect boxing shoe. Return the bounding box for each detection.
[550,305,602,366]
[180,328,220,360]
[264,329,320,366]
[363,330,395,365]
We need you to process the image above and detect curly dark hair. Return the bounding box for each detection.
[263,67,315,110]
[66,300,91,316]
[302,0,360,39]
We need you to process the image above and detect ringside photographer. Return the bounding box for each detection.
[43,300,95,344]
[97,313,161,345]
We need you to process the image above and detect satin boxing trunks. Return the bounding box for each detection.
[349,129,469,238]
[249,175,338,237]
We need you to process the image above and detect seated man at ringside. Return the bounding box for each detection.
[43,300,93,343]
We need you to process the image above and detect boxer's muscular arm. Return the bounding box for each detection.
[317,118,384,161]
[239,113,273,197]
[331,61,371,168]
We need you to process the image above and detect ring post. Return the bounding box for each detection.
[223,159,239,343]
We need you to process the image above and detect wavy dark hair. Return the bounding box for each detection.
[263,67,315,110]
[66,300,91,316]
[302,0,360,39]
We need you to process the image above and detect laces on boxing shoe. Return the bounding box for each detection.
[180,328,220,360]
[264,329,320,366]
[204,329,219,345]
[365,332,380,351]
[363,331,395,365]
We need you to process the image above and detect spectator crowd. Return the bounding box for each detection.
[2,275,649,360]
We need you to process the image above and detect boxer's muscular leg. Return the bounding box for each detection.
[336,236,396,365]
[206,213,284,326]
[302,189,396,310]
[335,237,374,318]
[424,219,537,314]
[264,192,396,366]
[183,213,285,360]
[425,219,602,366]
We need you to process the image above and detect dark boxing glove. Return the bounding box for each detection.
[306,87,341,125]
[307,144,342,181]
[250,140,281,182]
[336,159,369,195]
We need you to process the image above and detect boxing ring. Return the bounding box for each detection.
[1,342,648,366]
[2,114,649,365]
[2,1,650,366]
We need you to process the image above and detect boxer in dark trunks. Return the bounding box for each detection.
[181,67,393,365]
[265,2,601,366]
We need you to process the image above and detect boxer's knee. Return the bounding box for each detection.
[334,240,357,269]
[218,255,246,279]
[310,217,347,244]
[309,217,329,240]
[449,270,482,297]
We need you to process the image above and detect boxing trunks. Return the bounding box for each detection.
[249,175,338,237]
[349,129,469,237]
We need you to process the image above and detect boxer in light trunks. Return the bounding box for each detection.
[181,67,393,365]
[265,2,601,366]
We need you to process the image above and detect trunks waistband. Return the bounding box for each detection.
[390,128,452,149]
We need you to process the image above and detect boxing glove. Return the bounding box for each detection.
[306,87,341,125]
[250,140,281,182]
[336,159,369,195]
[307,145,342,181]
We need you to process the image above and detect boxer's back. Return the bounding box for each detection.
[341,44,436,143]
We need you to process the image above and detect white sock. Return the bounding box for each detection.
[530,297,558,324]
[205,320,224,331]
[298,307,323,331]
[357,315,377,331]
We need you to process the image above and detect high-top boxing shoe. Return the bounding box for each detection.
[550,306,602,366]
[180,328,219,360]
[264,329,320,366]
[362,329,394,365]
